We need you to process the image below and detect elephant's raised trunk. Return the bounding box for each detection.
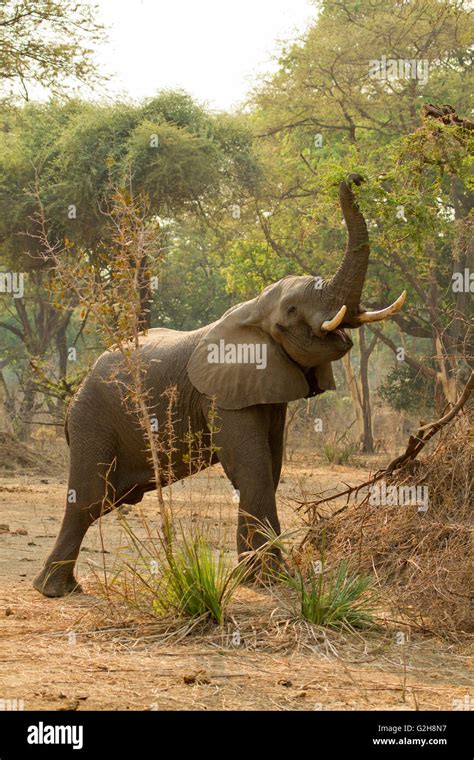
[319,173,406,332]
[327,173,369,320]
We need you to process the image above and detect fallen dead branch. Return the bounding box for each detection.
[297,369,473,518]
[385,369,474,474]
[296,391,473,635]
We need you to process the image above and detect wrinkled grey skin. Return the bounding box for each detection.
[34,174,371,597]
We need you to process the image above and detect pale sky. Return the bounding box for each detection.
[92,0,315,110]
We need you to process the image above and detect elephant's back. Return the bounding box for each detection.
[81,325,214,417]
[139,326,204,356]
[139,327,213,381]
[140,326,195,347]
[67,325,213,433]
[89,326,207,379]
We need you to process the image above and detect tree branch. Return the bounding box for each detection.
[368,325,436,378]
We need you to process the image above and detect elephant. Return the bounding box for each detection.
[33,173,406,597]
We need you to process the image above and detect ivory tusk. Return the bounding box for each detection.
[358,291,407,323]
[321,305,347,332]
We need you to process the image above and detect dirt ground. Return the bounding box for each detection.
[0,450,472,711]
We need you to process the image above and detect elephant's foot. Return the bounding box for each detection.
[33,566,83,598]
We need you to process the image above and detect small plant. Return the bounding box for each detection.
[152,530,249,623]
[322,442,358,465]
[280,559,378,629]
[379,362,434,414]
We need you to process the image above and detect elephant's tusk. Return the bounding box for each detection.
[358,291,407,323]
[321,305,347,332]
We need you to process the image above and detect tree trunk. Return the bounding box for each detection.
[359,326,376,453]
[341,329,377,452]
[0,368,14,434]
[341,352,363,441]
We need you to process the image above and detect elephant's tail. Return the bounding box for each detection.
[64,405,70,447]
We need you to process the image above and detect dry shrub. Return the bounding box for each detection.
[0,431,42,471]
[0,430,65,474]
[306,417,473,636]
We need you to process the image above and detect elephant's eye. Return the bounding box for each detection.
[287,305,297,315]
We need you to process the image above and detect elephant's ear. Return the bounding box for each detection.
[187,304,309,410]
[311,362,337,395]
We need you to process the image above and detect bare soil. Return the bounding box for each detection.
[0,451,472,711]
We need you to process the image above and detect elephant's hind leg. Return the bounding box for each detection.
[32,503,93,597]
[33,443,117,598]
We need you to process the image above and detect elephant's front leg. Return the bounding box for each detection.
[214,406,282,571]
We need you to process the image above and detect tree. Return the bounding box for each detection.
[0,93,261,433]
[363,112,473,411]
[0,0,104,98]
[255,0,471,141]
[228,0,473,430]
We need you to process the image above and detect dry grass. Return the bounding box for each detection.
[303,417,473,636]
[1,581,471,711]
[0,458,472,711]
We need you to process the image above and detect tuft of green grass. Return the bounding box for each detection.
[152,531,249,623]
[280,559,377,629]
[322,442,358,465]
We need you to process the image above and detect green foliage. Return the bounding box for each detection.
[141,91,212,134]
[379,362,434,414]
[258,0,471,141]
[126,119,220,213]
[280,559,378,629]
[0,0,104,97]
[151,222,233,329]
[54,103,140,246]
[0,91,260,253]
[322,442,358,465]
[152,531,249,623]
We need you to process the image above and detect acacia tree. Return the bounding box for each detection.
[0,94,261,435]
[220,0,472,449]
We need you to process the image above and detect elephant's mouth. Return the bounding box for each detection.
[331,327,352,347]
[275,323,353,354]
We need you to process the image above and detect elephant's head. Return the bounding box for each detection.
[188,173,406,410]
